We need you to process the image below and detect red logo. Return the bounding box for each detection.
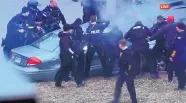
[160,4,170,9]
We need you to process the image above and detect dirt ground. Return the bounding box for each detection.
[36,73,186,103]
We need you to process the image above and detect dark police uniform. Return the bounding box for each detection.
[112,47,137,103]
[55,31,83,86]
[125,24,153,77]
[85,21,110,78]
[150,20,167,76]
[27,1,41,21]
[171,32,186,89]
[104,27,123,77]
[2,11,33,60]
[42,5,66,31]
[70,18,86,85]
[150,22,177,81]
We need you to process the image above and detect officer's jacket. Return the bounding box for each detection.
[71,25,85,54]
[59,32,76,65]
[151,21,167,45]
[151,21,167,33]
[28,6,41,21]
[5,14,33,49]
[172,31,186,63]
[150,22,177,48]
[87,21,110,46]
[42,6,66,26]
[118,47,137,77]
[125,24,151,51]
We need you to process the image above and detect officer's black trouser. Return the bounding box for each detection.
[151,41,166,73]
[133,49,154,75]
[104,52,117,77]
[166,47,174,81]
[174,63,186,89]
[83,7,93,23]
[85,45,106,78]
[55,56,82,85]
[75,52,85,84]
[114,74,137,103]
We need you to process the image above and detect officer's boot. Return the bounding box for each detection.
[55,82,61,87]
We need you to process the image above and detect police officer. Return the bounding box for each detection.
[42,0,66,31]
[124,21,153,78]
[2,7,31,60]
[111,39,137,103]
[104,26,123,78]
[150,15,167,78]
[70,18,86,86]
[55,24,84,87]
[25,14,46,44]
[27,0,41,21]
[81,0,94,23]
[85,15,110,78]
[169,22,186,90]
[149,18,177,82]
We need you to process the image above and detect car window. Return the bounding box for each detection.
[31,33,59,52]
[166,8,186,22]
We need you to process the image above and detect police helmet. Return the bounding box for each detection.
[27,0,41,7]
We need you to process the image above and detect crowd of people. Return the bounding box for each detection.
[1,0,186,103]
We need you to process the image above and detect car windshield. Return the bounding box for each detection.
[31,32,59,52]
[166,7,186,23]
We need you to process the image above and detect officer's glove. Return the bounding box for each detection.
[83,45,88,51]
[18,29,25,33]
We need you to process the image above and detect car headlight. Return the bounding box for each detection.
[83,45,88,51]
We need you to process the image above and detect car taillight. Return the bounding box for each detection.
[27,57,42,66]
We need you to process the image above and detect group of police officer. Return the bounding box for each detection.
[56,13,186,103]
[1,0,66,60]
[1,0,186,103]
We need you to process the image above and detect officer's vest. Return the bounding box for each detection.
[130,25,147,41]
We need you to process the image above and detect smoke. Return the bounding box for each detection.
[99,0,163,34]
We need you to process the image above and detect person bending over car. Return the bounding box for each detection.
[24,14,46,45]
[55,24,85,88]
[1,7,32,60]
